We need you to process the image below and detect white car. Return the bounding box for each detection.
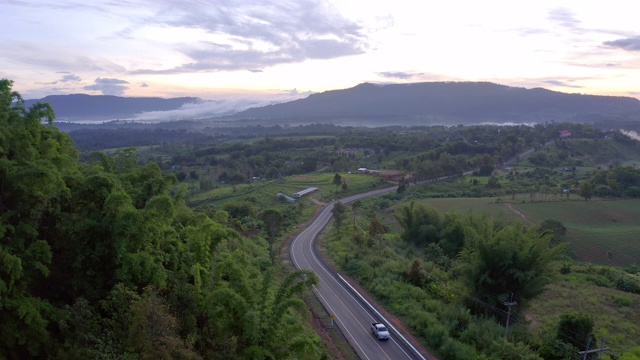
[371,322,390,340]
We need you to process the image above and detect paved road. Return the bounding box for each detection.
[290,187,427,360]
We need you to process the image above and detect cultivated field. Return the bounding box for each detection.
[402,197,640,267]
[513,199,640,267]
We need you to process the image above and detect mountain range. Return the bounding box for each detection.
[24,94,200,121]
[231,82,640,126]
[25,82,640,126]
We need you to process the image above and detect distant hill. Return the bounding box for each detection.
[231,82,640,126]
[24,94,201,121]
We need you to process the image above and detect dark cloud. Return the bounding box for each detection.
[542,80,582,88]
[377,71,417,80]
[249,69,263,73]
[49,73,81,84]
[141,83,149,87]
[604,36,640,51]
[60,74,81,82]
[606,63,620,67]
[131,0,366,74]
[84,78,130,95]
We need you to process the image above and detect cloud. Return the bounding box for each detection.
[541,80,582,88]
[141,83,149,87]
[603,36,640,51]
[131,0,367,74]
[48,73,82,84]
[59,74,81,83]
[83,78,130,95]
[620,130,640,141]
[132,90,310,121]
[547,8,581,29]
[0,42,126,73]
[249,69,263,73]
[377,71,418,80]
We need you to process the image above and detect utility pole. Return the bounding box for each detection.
[503,292,517,339]
[578,337,609,360]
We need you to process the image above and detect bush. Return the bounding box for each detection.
[487,338,542,360]
[617,276,640,294]
[459,317,503,352]
[439,338,478,360]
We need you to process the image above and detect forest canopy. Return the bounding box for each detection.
[0,79,321,359]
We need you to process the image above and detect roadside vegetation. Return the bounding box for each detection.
[4,77,640,359]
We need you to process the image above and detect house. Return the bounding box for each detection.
[559,130,572,138]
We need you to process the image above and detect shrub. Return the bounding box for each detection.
[439,338,477,360]
[459,317,503,352]
[487,338,542,360]
[617,276,640,294]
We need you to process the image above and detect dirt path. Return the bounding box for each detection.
[504,202,532,224]
[310,196,328,206]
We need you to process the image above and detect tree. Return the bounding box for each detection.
[368,219,385,245]
[351,199,362,227]
[262,209,283,265]
[332,173,342,193]
[397,177,407,194]
[128,287,201,359]
[556,313,594,351]
[331,201,347,234]
[459,221,567,315]
[405,259,425,286]
[579,181,593,201]
[395,201,441,246]
[0,79,73,357]
[537,219,567,244]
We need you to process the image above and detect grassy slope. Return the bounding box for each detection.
[526,266,640,355]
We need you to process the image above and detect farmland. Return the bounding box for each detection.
[397,197,640,267]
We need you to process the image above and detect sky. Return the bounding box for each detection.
[3,0,640,107]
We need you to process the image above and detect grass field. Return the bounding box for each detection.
[512,199,640,267]
[390,196,640,267]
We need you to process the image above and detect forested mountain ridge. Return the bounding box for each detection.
[24,94,200,120]
[232,82,640,126]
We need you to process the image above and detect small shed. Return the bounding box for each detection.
[276,193,296,203]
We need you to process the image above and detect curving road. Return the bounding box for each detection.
[290,186,428,360]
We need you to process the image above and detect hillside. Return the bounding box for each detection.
[24,94,201,121]
[232,82,640,126]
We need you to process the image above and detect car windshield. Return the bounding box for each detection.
[378,326,387,332]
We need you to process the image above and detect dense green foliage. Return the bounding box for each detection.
[0,80,323,359]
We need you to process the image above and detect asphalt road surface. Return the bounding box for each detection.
[290,186,428,360]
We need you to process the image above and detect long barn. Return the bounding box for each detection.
[293,187,318,198]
